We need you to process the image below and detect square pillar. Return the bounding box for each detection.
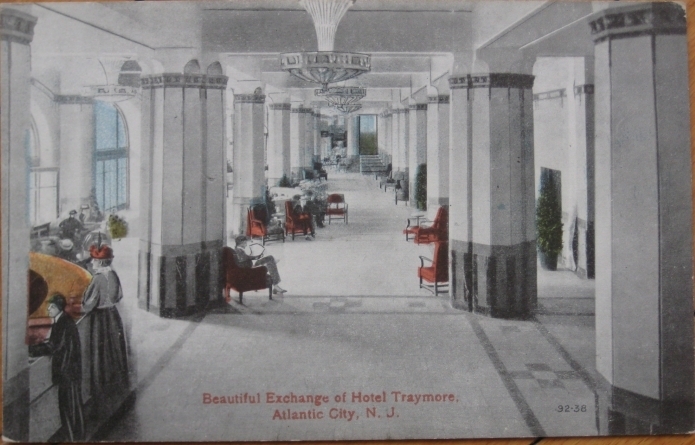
[408,103,427,207]
[426,94,450,210]
[1,8,37,441]
[57,97,94,213]
[138,73,228,318]
[267,102,291,186]
[591,3,693,432]
[448,73,536,318]
[290,106,306,179]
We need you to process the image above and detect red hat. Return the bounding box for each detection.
[89,244,113,260]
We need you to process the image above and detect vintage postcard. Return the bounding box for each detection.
[2,0,694,442]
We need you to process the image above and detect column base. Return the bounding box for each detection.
[451,240,537,319]
[138,240,224,318]
[3,368,30,442]
[596,373,694,435]
[450,240,472,311]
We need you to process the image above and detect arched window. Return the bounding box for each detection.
[94,101,128,212]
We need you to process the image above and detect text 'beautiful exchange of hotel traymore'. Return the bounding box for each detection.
[202,390,461,421]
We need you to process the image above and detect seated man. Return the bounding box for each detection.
[234,235,286,294]
[292,194,316,240]
[59,210,84,244]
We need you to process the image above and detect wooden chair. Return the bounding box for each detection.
[284,201,311,240]
[404,205,448,244]
[326,194,348,224]
[221,246,271,304]
[418,241,449,296]
[247,204,285,245]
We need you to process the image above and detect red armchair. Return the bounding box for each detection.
[284,201,311,240]
[404,205,448,244]
[326,194,348,224]
[247,204,285,245]
[221,246,271,304]
[418,241,449,296]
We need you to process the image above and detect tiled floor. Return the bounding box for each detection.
[103,172,599,441]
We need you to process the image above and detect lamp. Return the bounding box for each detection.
[335,103,361,114]
[280,0,370,90]
[315,86,366,107]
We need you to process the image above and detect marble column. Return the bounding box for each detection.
[447,73,536,318]
[290,106,306,180]
[312,111,320,159]
[377,111,386,156]
[1,8,37,441]
[347,115,359,158]
[304,110,315,168]
[231,92,266,234]
[138,72,228,317]
[57,96,94,213]
[267,102,291,186]
[426,94,450,210]
[395,108,409,173]
[383,111,392,164]
[391,108,401,170]
[590,3,693,433]
[408,103,427,207]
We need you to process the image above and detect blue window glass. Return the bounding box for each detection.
[94,101,128,212]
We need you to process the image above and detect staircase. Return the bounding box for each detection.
[359,155,387,175]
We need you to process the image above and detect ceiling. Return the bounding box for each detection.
[30,0,590,103]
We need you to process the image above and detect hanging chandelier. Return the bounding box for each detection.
[315,86,366,106]
[335,103,361,114]
[280,0,370,90]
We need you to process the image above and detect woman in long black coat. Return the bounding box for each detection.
[82,244,129,408]
[29,294,85,441]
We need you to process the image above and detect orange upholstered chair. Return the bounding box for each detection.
[418,241,449,296]
[404,205,448,244]
[284,201,311,240]
[247,204,285,245]
[221,246,271,304]
[326,194,348,224]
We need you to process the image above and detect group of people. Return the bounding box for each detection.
[29,244,129,441]
[293,190,326,239]
[232,189,331,296]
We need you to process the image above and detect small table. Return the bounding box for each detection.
[407,213,427,227]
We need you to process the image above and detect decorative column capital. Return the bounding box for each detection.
[269,103,291,111]
[408,103,428,111]
[0,8,37,45]
[449,73,534,90]
[141,73,228,90]
[234,93,266,104]
[427,95,450,104]
[290,106,312,114]
[588,2,685,43]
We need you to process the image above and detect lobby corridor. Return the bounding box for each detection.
[102,172,599,441]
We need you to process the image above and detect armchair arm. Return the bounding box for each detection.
[419,255,433,267]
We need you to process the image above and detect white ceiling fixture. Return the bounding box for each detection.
[280,0,371,91]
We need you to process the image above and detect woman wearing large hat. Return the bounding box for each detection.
[82,244,129,412]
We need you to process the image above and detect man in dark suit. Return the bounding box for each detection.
[30,294,85,441]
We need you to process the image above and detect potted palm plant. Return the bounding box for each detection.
[536,174,563,270]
